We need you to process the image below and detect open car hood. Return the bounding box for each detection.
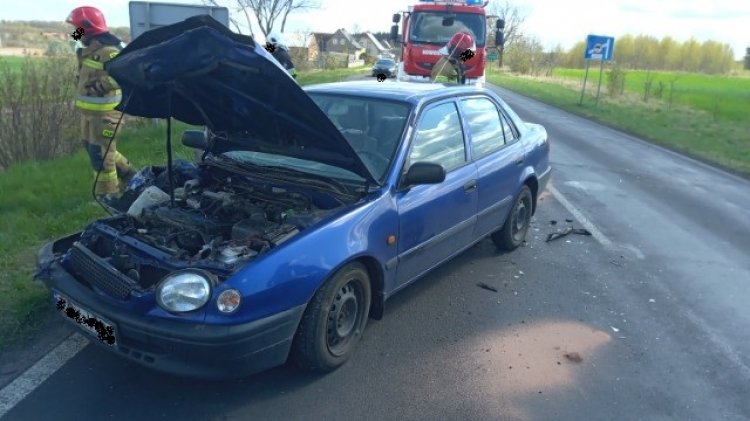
[105,15,376,184]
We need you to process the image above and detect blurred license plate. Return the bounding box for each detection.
[54,293,116,346]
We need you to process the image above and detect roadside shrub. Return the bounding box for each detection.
[0,56,78,170]
[289,48,311,72]
[505,35,545,76]
[654,81,665,99]
[606,65,627,97]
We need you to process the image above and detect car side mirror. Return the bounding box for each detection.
[390,25,399,44]
[181,129,208,149]
[392,13,401,24]
[495,30,504,48]
[403,162,446,187]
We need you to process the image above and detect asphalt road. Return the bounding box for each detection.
[2,81,749,421]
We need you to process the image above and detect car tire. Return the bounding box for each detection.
[291,262,371,372]
[491,185,533,251]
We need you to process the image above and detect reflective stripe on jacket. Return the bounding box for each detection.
[75,37,123,112]
[75,90,123,111]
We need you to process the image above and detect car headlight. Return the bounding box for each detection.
[156,269,212,313]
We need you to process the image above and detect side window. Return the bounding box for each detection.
[500,112,518,143]
[408,102,466,172]
[461,97,505,159]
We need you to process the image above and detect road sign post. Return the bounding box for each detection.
[579,34,615,107]
[579,61,590,106]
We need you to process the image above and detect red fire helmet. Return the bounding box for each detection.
[438,31,476,57]
[66,6,108,36]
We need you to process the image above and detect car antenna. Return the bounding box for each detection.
[166,89,176,207]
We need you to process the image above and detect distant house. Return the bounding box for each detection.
[327,29,362,54]
[281,32,317,61]
[312,32,332,54]
[354,31,389,58]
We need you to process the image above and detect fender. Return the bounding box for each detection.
[206,191,398,324]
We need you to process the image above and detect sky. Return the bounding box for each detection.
[2,0,747,59]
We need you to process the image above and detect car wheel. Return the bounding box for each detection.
[491,185,533,251]
[291,262,371,372]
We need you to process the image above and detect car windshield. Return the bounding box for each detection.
[376,60,395,66]
[409,11,486,46]
[308,93,412,183]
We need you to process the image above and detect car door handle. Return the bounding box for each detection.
[515,156,524,166]
[464,180,477,192]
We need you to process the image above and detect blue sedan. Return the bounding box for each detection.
[34,16,551,379]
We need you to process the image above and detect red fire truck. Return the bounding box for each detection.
[390,0,504,86]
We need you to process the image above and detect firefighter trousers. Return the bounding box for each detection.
[80,110,135,196]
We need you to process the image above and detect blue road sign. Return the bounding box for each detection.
[584,35,614,61]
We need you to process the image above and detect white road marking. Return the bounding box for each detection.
[547,184,615,251]
[0,333,88,418]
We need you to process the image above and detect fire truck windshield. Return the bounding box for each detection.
[409,11,486,46]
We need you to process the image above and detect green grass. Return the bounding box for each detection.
[296,65,368,85]
[0,55,47,72]
[550,67,750,123]
[0,120,197,350]
[0,66,368,351]
[486,68,750,177]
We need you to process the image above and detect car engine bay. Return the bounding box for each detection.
[69,162,345,290]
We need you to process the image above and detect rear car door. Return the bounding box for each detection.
[459,95,527,237]
[395,100,478,286]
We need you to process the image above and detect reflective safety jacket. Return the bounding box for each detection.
[75,36,123,112]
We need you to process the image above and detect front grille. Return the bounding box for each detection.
[70,243,140,299]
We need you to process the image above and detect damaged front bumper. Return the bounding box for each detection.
[34,237,306,379]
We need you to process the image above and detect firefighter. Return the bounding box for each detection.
[67,6,136,200]
[431,31,476,85]
[266,31,298,79]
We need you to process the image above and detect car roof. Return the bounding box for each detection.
[304,81,492,106]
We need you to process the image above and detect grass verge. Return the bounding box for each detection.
[0,65,368,351]
[486,68,750,177]
[550,67,750,123]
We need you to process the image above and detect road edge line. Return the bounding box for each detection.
[0,333,88,418]
[547,184,614,250]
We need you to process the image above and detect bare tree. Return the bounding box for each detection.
[486,0,527,49]
[280,0,320,33]
[203,0,320,38]
[202,0,254,36]
[351,22,361,36]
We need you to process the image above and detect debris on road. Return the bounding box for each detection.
[649,298,656,303]
[611,326,620,333]
[546,227,593,242]
[565,218,573,223]
[564,352,583,363]
[476,282,498,292]
[550,220,557,225]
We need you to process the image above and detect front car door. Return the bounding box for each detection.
[458,95,527,237]
[394,100,478,287]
